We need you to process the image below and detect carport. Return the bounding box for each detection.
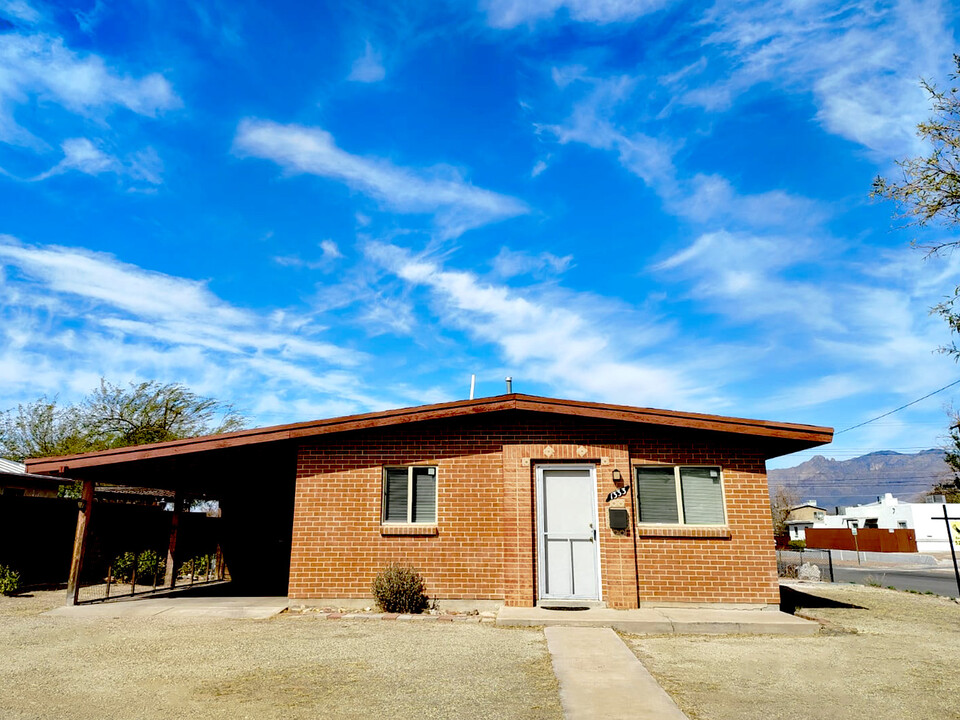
[27,433,300,605]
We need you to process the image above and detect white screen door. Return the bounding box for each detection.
[537,466,600,600]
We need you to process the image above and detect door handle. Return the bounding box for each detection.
[589,523,596,542]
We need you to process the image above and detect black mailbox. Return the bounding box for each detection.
[608,508,629,531]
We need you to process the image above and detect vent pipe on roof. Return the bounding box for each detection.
[505,376,513,393]
[469,374,476,400]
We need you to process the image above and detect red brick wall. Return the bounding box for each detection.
[288,412,780,607]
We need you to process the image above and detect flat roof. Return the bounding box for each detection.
[25,393,833,475]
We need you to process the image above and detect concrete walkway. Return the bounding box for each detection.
[546,626,688,720]
[44,596,288,619]
[498,605,819,635]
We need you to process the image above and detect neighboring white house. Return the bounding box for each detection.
[814,493,960,552]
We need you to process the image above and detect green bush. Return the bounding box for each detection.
[0,564,21,595]
[112,550,165,583]
[177,553,214,580]
[787,539,806,550]
[371,563,429,614]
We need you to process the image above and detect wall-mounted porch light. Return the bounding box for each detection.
[612,468,622,483]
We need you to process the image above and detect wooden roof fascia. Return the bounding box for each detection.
[24,393,833,474]
[511,397,833,444]
[24,397,519,473]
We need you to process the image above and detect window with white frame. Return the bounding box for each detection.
[382,466,437,524]
[635,466,726,525]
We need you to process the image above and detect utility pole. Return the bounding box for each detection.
[932,505,960,600]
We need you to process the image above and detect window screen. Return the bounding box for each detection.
[679,467,724,524]
[636,467,680,523]
[384,468,409,523]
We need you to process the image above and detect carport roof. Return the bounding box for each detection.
[24,393,833,476]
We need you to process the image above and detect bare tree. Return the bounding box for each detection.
[872,54,960,253]
[769,485,801,535]
[873,54,960,496]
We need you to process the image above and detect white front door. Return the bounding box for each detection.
[537,465,600,601]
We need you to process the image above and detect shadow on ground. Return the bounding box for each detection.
[780,585,865,615]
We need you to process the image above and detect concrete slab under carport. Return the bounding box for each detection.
[44,596,288,619]
[497,605,819,635]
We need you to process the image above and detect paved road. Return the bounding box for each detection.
[832,565,960,598]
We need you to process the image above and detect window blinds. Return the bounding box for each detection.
[636,467,680,523]
[385,468,409,523]
[413,468,436,523]
[679,467,724,524]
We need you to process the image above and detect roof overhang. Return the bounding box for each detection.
[25,393,833,477]
[0,469,70,490]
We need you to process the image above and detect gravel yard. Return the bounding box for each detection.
[0,592,561,720]
[627,584,960,720]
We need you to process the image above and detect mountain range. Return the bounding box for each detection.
[767,449,955,509]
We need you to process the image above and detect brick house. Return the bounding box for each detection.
[26,394,832,608]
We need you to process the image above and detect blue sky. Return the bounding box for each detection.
[1,0,959,468]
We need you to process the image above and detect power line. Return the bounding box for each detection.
[771,473,954,481]
[835,378,960,435]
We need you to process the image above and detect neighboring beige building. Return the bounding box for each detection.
[785,500,827,542]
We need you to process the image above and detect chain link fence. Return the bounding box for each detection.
[77,547,227,603]
[75,501,227,603]
[777,548,835,582]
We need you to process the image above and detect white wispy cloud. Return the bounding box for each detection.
[0,32,180,146]
[320,239,343,259]
[0,0,40,24]
[274,239,345,271]
[31,137,118,179]
[653,230,960,408]
[482,0,674,28]
[73,0,108,34]
[234,119,529,238]
[760,375,875,412]
[0,237,383,421]
[690,0,957,160]
[366,241,723,408]
[655,229,841,331]
[676,174,826,229]
[348,41,386,83]
[541,71,822,229]
[125,146,163,185]
[7,137,165,185]
[491,247,573,278]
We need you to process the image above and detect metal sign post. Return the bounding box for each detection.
[932,505,960,600]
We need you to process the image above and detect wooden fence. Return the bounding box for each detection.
[804,527,917,553]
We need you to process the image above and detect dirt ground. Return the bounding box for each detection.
[627,583,960,720]
[0,591,561,720]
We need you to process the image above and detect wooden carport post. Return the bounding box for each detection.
[163,494,185,589]
[65,479,95,606]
